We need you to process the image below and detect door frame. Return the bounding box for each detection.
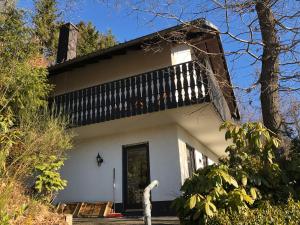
[122,142,150,211]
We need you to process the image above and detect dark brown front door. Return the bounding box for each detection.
[123,143,150,211]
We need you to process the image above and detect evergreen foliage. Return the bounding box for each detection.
[77,21,100,56]
[32,0,117,61]
[1,4,114,222]
[0,9,49,120]
[98,29,117,50]
[35,156,67,198]
[0,7,72,224]
[77,21,117,56]
[32,0,60,59]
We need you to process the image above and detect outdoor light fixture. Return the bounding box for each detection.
[96,153,104,167]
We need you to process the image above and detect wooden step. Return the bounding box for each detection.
[73,217,180,225]
[57,202,113,218]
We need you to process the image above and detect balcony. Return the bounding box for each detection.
[49,61,211,127]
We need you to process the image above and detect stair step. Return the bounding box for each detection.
[73,217,179,225]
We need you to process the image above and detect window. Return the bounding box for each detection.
[186,144,196,177]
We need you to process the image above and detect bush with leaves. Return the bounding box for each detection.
[0,7,73,224]
[280,137,300,200]
[35,156,67,200]
[207,198,300,225]
[173,122,284,224]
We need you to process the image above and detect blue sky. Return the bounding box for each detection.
[17,0,175,42]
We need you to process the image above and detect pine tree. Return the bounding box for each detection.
[32,1,117,59]
[77,21,117,57]
[32,0,60,60]
[77,21,100,56]
[99,29,117,50]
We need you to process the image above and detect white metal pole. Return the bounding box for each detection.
[143,180,159,225]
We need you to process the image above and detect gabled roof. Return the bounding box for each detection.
[48,19,218,76]
[48,18,240,120]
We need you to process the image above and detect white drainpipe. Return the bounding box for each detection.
[143,180,159,225]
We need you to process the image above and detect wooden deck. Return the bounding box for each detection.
[73,217,180,225]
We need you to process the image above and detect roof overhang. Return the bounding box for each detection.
[48,19,218,76]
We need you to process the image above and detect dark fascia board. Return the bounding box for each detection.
[48,18,218,76]
[214,34,240,120]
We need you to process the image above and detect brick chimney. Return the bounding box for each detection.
[56,23,78,64]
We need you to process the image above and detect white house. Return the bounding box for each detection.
[48,19,239,216]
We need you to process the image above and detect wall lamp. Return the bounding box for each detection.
[96,153,104,167]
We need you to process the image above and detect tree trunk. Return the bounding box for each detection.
[255,0,282,135]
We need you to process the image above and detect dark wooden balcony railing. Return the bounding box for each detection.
[50,61,210,127]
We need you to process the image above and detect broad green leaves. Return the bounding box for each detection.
[250,187,258,200]
[241,174,248,186]
[188,195,197,209]
[174,122,282,224]
[205,197,217,217]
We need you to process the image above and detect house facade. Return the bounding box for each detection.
[49,20,239,216]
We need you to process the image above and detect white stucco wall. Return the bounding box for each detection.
[177,125,218,183]
[56,124,182,204]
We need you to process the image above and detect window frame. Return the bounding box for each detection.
[186,144,196,177]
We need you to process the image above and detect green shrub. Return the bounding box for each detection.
[35,156,67,199]
[173,122,288,224]
[207,199,300,225]
[172,164,257,224]
[0,7,73,223]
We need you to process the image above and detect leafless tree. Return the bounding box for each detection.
[99,0,300,137]
[282,95,300,139]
